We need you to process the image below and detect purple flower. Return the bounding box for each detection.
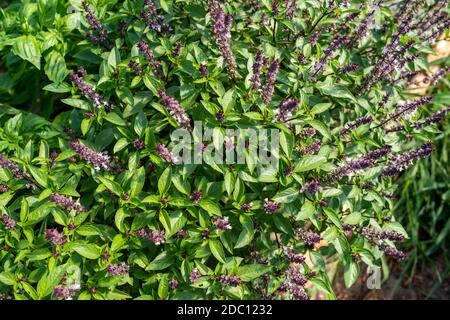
[172,42,184,58]
[45,228,67,246]
[285,0,297,20]
[135,228,166,245]
[296,229,321,247]
[300,140,322,155]
[0,184,10,193]
[156,143,179,164]
[415,106,450,129]
[250,49,266,92]
[69,141,113,171]
[137,41,163,78]
[300,180,321,194]
[81,0,109,47]
[298,53,308,65]
[69,69,113,111]
[0,154,26,179]
[215,111,225,123]
[189,190,203,203]
[311,36,349,80]
[133,139,145,150]
[274,98,299,125]
[395,96,433,119]
[218,275,242,286]
[0,215,16,231]
[140,0,171,34]
[49,193,85,214]
[213,216,232,232]
[107,263,129,276]
[382,142,433,177]
[157,89,191,130]
[263,198,280,214]
[53,285,78,300]
[380,245,406,260]
[199,64,209,77]
[189,268,201,282]
[341,115,373,136]
[208,0,238,80]
[169,279,179,289]
[284,166,294,176]
[284,247,306,264]
[262,60,280,105]
[128,60,144,76]
[177,229,188,239]
[339,63,360,74]
[240,203,253,212]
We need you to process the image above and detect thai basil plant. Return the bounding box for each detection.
[0,0,449,300]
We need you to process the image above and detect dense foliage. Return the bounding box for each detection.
[0,0,449,300]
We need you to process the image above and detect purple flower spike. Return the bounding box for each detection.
[45,228,67,246]
[0,215,16,231]
[81,1,109,47]
[156,143,179,164]
[157,89,191,130]
[250,49,266,92]
[69,141,113,171]
[262,60,280,105]
[274,98,299,124]
[49,193,85,214]
[189,268,201,282]
[137,41,163,78]
[189,190,203,203]
[213,216,232,232]
[263,198,280,214]
[107,263,130,276]
[382,142,433,177]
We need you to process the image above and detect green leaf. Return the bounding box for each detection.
[295,155,327,172]
[12,35,41,69]
[199,199,221,216]
[280,131,294,158]
[70,242,101,259]
[130,166,146,197]
[296,200,315,220]
[158,166,172,196]
[320,85,356,102]
[272,187,299,203]
[98,176,123,195]
[146,252,174,271]
[323,207,342,228]
[28,166,48,188]
[43,82,71,93]
[114,138,129,153]
[0,272,16,286]
[27,248,52,261]
[311,103,332,114]
[224,171,234,196]
[44,51,69,83]
[306,120,332,140]
[158,274,169,299]
[237,264,271,281]
[217,89,235,114]
[209,239,226,263]
[344,258,360,288]
[115,208,129,233]
[235,215,255,249]
[104,112,126,126]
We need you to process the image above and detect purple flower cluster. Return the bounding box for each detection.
[250,49,266,92]
[141,0,171,34]
[107,263,129,276]
[329,146,391,181]
[215,111,225,123]
[311,36,349,80]
[263,198,280,214]
[213,216,232,232]
[300,180,321,194]
[157,89,191,130]
[172,42,184,58]
[395,96,433,118]
[296,229,321,247]
[133,139,145,150]
[189,190,203,203]
[69,141,113,171]
[339,63,360,74]
[156,143,179,164]
[177,229,188,239]
[137,41,163,78]
[45,228,67,246]
[81,1,108,47]
[199,64,209,78]
[0,215,16,231]
[49,193,85,214]
[382,142,433,177]
[285,0,297,20]
[135,228,166,245]
[274,98,299,125]
[279,265,310,300]
[341,115,373,136]
[261,60,280,105]
[189,268,202,282]
[0,184,10,192]
[299,140,322,155]
[53,285,79,300]
[241,203,253,212]
[69,68,113,111]
[415,106,450,129]
[128,60,144,76]
[0,154,26,179]
[208,0,237,80]
[217,275,242,286]
[284,247,306,264]
[169,279,179,289]
[380,245,406,260]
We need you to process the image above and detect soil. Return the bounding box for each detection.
[331,256,450,300]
